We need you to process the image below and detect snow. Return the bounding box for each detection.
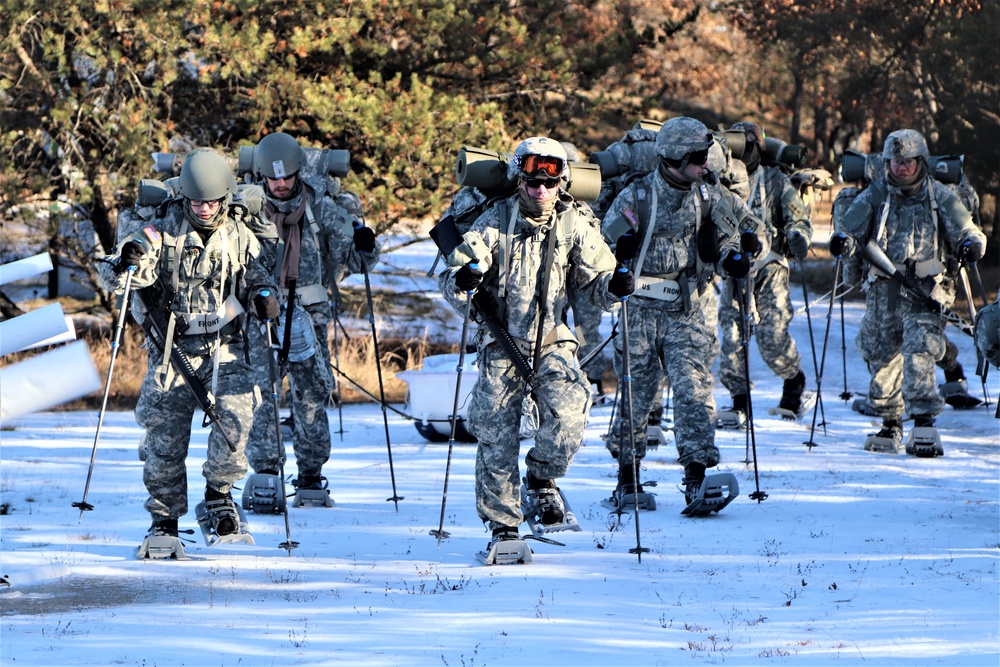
[2,240,998,666]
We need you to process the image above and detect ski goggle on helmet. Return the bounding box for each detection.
[509,137,569,184]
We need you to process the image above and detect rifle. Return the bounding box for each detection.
[134,287,237,451]
[858,240,975,337]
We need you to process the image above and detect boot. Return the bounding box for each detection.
[525,472,564,525]
[940,365,983,409]
[778,370,807,413]
[490,525,520,545]
[204,487,239,536]
[682,462,706,505]
[292,471,326,491]
[913,414,936,428]
[147,516,178,538]
[617,463,643,496]
[877,417,903,439]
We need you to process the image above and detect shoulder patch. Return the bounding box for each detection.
[140,225,162,247]
[623,207,639,230]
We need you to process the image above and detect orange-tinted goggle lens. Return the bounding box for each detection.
[522,154,564,178]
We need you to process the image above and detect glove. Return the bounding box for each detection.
[787,230,810,259]
[352,225,377,253]
[829,232,853,258]
[117,240,146,274]
[614,231,640,263]
[958,239,983,263]
[722,251,751,279]
[454,262,484,291]
[740,230,762,257]
[254,291,280,321]
[608,266,635,298]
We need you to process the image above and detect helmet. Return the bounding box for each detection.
[882,129,930,162]
[254,132,305,179]
[730,121,764,147]
[508,137,569,181]
[178,150,238,201]
[655,117,714,161]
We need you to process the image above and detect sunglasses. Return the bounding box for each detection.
[524,176,561,189]
[521,154,565,178]
[686,149,709,166]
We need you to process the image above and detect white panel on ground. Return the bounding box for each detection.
[0,303,75,356]
[0,340,101,424]
[0,253,54,285]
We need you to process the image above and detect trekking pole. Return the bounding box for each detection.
[330,303,346,441]
[74,266,136,521]
[735,277,767,502]
[838,287,852,401]
[804,258,841,449]
[796,260,827,433]
[615,266,649,562]
[355,225,403,510]
[429,263,477,546]
[965,261,993,407]
[260,290,298,555]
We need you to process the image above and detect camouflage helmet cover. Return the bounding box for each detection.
[655,117,714,161]
[254,132,305,179]
[882,129,930,162]
[178,150,238,201]
[507,136,569,181]
[730,121,764,146]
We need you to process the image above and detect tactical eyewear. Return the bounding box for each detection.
[686,149,710,166]
[890,157,918,169]
[522,154,565,178]
[524,176,561,189]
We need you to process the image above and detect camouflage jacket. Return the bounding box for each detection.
[99,201,276,353]
[745,165,811,262]
[602,170,767,285]
[440,193,619,347]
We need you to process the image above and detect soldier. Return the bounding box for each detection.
[716,122,813,428]
[831,129,986,451]
[98,150,278,543]
[439,137,630,556]
[242,132,381,500]
[601,117,766,510]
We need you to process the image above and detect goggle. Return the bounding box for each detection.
[686,149,709,166]
[521,154,565,179]
[524,176,561,189]
[890,156,918,169]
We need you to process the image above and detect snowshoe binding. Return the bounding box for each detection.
[716,394,748,430]
[195,487,255,547]
[478,527,533,566]
[681,463,739,517]
[863,418,903,454]
[241,472,287,514]
[520,473,580,535]
[137,517,190,560]
[852,397,880,418]
[939,379,983,410]
[602,464,656,512]
[768,371,814,420]
[291,472,334,508]
[645,423,669,449]
[905,415,944,457]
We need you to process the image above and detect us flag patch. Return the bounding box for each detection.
[623,207,639,229]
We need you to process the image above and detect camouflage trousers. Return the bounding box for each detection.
[608,293,719,468]
[569,287,612,384]
[135,338,261,519]
[469,341,589,529]
[857,279,946,419]
[245,318,334,476]
[718,261,803,396]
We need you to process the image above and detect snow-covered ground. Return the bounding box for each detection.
[2,240,998,666]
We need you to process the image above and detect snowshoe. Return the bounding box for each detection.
[768,391,816,421]
[195,489,255,547]
[646,423,669,449]
[241,472,287,514]
[478,527,532,566]
[602,465,656,512]
[520,477,581,536]
[717,394,748,430]
[137,518,188,560]
[291,473,334,508]
[939,379,983,410]
[681,471,739,517]
[863,419,903,454]
[905,416,944,457]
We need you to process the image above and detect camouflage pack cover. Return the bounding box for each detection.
[606,127,660,175]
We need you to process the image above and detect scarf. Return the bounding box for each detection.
[265,191,308,287]
[517,186,558,227]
